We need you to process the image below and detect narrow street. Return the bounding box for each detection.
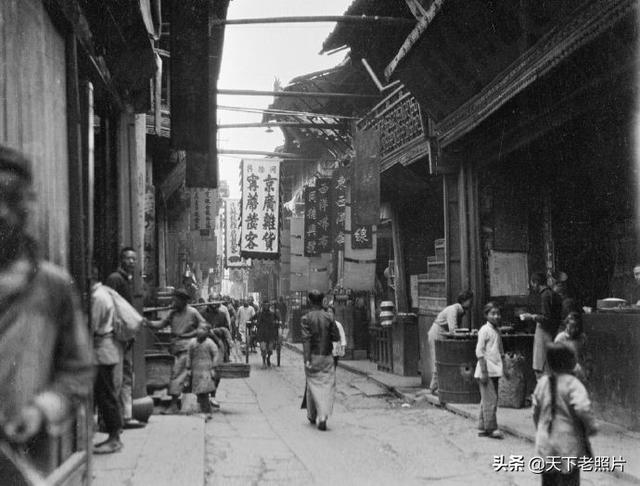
[204,348,626,486]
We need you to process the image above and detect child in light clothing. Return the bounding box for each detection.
[187,323,220,418]
[533,343,597,485]
[474,301,506,439]
[554,311,586,383]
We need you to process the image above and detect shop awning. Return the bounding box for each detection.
[170,0,231,188]
[323,0,636,151]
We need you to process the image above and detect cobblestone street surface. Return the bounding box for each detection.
[205,348,631,486]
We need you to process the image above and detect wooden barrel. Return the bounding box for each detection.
[435,337,480,404]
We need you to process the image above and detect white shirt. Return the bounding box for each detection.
[474,322,503,378]
[237,305,255,326]
[430,303,464,336]
[91,283,120,365]
[332,320,347,357]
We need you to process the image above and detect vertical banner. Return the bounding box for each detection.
[240,159,281,259]
[303,186,318,256]
[315,178,332,253]
[290,216,308,291]
[189,187,216,232]
[331,168,348,251]
[226,198,243,267]
[352,128,381,225]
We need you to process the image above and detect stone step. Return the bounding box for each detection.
[426,261,445,279]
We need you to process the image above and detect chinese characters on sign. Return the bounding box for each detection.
[331,168,348,251]
[352,128,380,226]
[240,159,280,258]
[225,199,243,267]
[303,186,319,257]
[304,179,332,257]
[189,187,216,231]
[351,224,373,250]
[315,178,332,254]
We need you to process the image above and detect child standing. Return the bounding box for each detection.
[532,343,597,485]
[187,323,220,418]
[554,311,586,382]
[475,301,506,439]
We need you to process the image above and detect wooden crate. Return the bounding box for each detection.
[145,353,174,391]
[215,363,251,379]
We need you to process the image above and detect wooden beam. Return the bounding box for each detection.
[404,0,428,19]
[217,149,302,158]
[217,88,379,100]
[384,0,445,79]
[212,15,416,26]
[217,122,345,129]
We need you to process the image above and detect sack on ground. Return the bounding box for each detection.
[103,285,144,341]
[498,352,526,408]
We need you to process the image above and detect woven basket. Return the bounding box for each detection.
[498,352,527,408]
[215,363,251,379]
[145,353,174,391]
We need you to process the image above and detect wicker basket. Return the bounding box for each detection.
[145,353,174,391]
[215,363,251,379]
[498,352,526,408]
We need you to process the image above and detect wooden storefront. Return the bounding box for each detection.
[385,0,639,427]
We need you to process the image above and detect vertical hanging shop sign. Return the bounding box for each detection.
[331,168,348,251]
[352,128,381,225]
[315,178,332,253]
[189,187,216,232]
[303,185,319,257]
[226,198,243,267]
[240,159,281,259]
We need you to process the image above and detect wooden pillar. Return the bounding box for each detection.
[116,109,147,398]
[80,80,94,279]
[466,164,483,328]
[391,207,409,312]
[458,164,469,293]
[443,173,461,304]
[66,34,87,302]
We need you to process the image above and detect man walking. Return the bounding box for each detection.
[301,290,340,431]
[0,146,93,477]
[105,246,139,427]
[256,300,279,368]
[148,288,206,413]
[91,269,123,454]
[237,299,256,346]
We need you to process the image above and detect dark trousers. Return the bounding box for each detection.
[333,356,339,368]
[95,364,123,436]
[197,393,212,413]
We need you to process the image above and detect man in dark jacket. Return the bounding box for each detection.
[301,290,340,431]
[523,272,563,379]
